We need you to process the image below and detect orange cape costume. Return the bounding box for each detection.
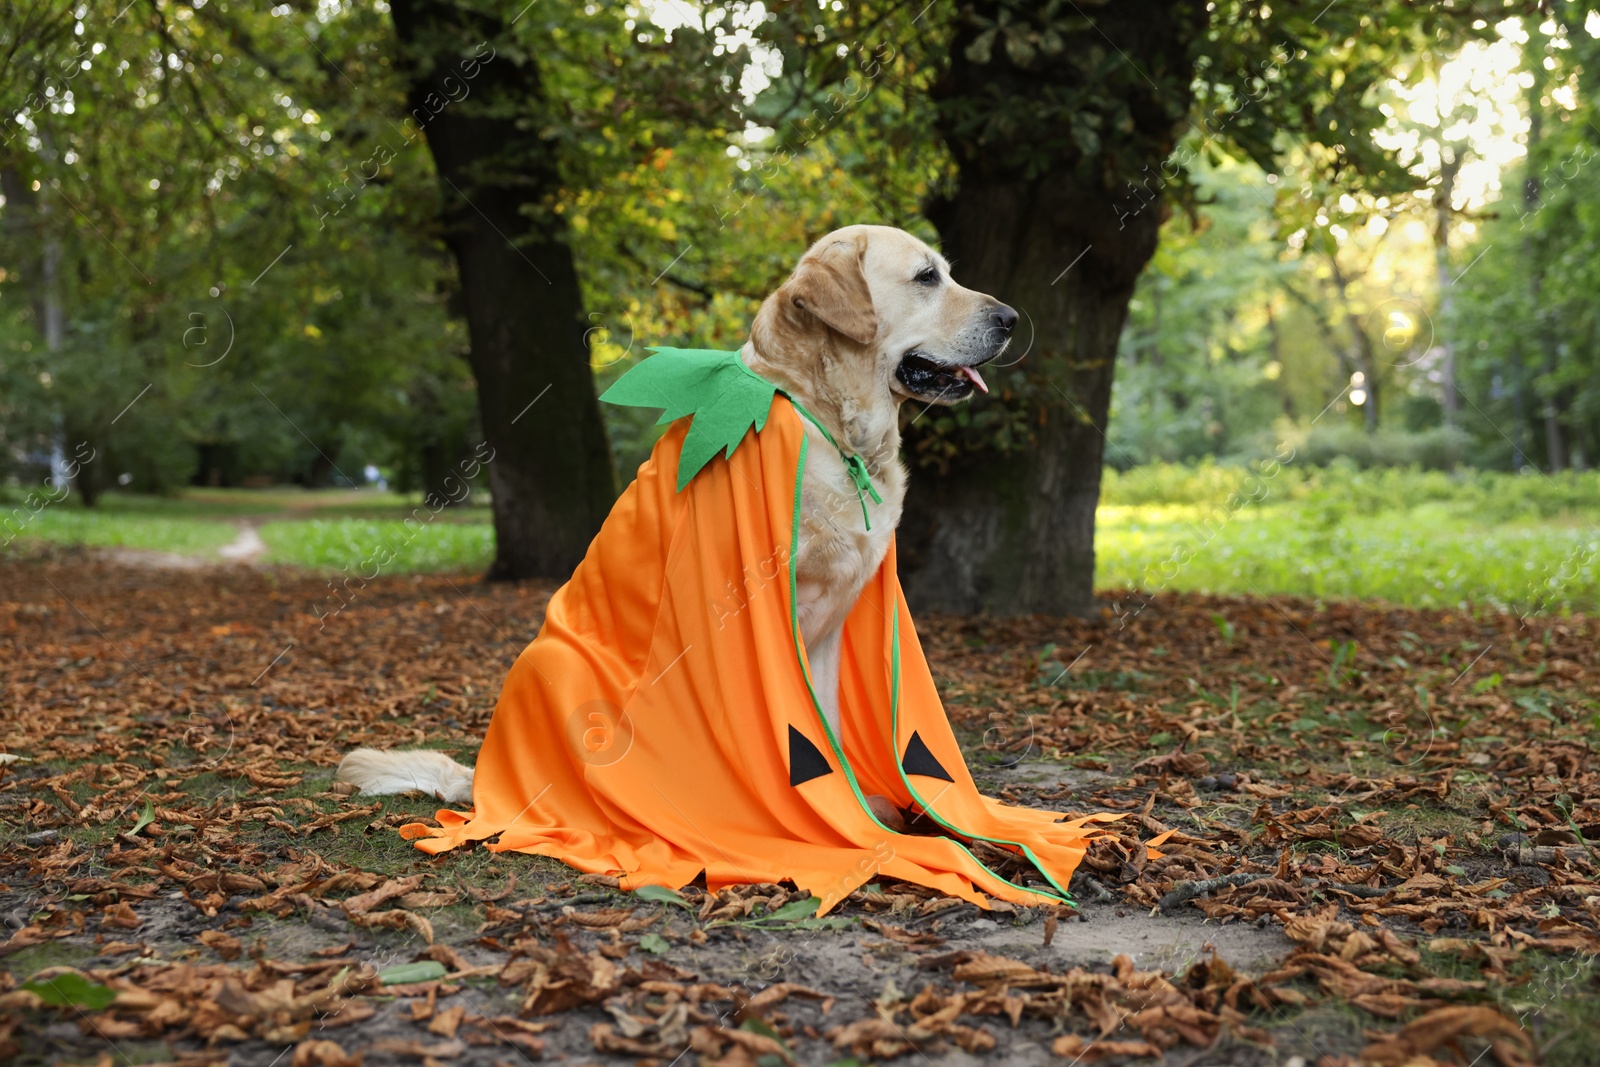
[404,349,1135,912]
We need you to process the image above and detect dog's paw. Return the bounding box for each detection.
[865,793,907,833]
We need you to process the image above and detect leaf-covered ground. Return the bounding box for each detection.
[2,547,1597,1066]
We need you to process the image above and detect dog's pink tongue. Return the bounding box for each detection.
[960,366,989,393]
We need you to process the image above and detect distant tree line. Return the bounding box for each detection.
[0,0,1571,617]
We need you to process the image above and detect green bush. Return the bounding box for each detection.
[1102,461,1600,522]
[1234,424,1473,471]
[1101,460,1310,507]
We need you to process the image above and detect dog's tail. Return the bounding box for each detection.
[336,748,474,804]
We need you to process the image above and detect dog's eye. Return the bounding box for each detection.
[913,266,940,287]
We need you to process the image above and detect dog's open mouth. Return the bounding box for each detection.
[895,350,990,400]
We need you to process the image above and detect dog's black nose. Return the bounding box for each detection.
[991,304,1018,332]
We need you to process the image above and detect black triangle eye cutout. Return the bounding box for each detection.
[789,725,833,786]
[902,731,954,782]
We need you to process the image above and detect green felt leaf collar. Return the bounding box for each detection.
[600,346,882,529]
[599,347,780,492]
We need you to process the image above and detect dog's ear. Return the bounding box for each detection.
[787,236,878,346]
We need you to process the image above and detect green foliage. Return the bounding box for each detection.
[1437,12,1600,471]
[1262,425,1472,472]
[377,960,448,985]
[1449,117,1600,466]
[1111,156,1296,464]
[1192,0,1496,197]
[1101,459,1290,507]
[1103,460,1600,520]
[130,799,155,837]
[20,971,116,1010]
[0,1,477,497]
[0,0,1589,574]
[632,884,694,910]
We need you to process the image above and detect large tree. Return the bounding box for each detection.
[388,0,615,579]
[0,1,479,502]
[386,0,744,578]
[862,0,1532,615]
[1452,7,1600,472]
[897,2,1204,616]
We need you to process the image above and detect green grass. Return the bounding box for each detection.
[1096,464,1600,613]
[2,499,241,556]
[259,515,493,571]
[6,468,1598,611]
[1,487,493,565]
[1101,461,1600,520]
[1096,503,1599,612]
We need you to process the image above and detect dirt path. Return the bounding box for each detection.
[105,521,267,570]
[217,525,267,563]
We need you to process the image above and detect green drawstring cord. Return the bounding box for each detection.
[728,360,882,531]
[785,396,883,532]
[842,453,884,530]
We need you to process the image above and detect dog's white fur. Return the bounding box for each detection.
[338,225,1013,804]
[336,747,475,802]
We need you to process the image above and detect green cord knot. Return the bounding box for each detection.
[843,453,883,531]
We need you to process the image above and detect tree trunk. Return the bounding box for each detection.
[1432,149,1462,425]
[1327,256,1379,432]
[390,0,613,580]
[1265,302,1295,420]
[903,176,1170,617]
[1538,356,1566,472]
[419,437,462,507]
[900,1,1202,617]
[0,167,78,497]
[1507,342,1531,469]
[65,419,106,507]
[1516,27,1568,470]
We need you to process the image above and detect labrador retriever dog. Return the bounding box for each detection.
[337,225,1016,809]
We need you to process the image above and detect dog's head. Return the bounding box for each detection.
[751,225,1017,407]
